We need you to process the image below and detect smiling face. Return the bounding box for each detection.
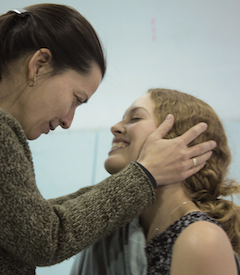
[15,63,102,140]
[104,93,157,174]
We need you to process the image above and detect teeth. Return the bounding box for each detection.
[112,142,128,149]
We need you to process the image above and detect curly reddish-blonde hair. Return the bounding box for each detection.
[148,88,240,256]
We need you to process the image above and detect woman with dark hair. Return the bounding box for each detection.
[0,4,216,274]
[71,89,240,275]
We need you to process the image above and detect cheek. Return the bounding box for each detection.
[127,144,142,161]
[46,97,72,118]
[44,82,72,111]
[129,125,156,156]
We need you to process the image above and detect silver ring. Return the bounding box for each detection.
[192,157,197,167]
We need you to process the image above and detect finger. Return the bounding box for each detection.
[186,151,212,170]
[188,140,217,158]
[179,122,208,145]
[182,162,207,180]
[154,114,174,139]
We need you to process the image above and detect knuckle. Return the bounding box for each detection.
[178,160,188,172]
[176,137,185,146]
[179,150,189,162]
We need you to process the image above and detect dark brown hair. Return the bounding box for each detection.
[0,3,106,80]
[148,88,240,256]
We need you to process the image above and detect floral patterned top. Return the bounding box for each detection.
[146,211,220,275]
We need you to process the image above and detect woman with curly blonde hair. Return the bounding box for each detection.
[71,88,240,275]
[149,88,240,256]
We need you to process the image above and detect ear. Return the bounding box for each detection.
[27,48,52,79]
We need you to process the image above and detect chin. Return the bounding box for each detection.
[27,134,41,140]
[26,130,42,140]
[104,157,129,175]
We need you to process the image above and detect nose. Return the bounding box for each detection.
[111,121,125,135]
[59,107,76,129]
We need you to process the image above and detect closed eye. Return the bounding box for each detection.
[130,117,141,123]
[76,97,84,105]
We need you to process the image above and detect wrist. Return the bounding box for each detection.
[134,162,157,189]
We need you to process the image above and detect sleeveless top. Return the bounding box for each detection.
[71,211,240,275]
[146,211,220,275]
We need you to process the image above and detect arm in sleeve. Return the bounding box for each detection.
[48,185,95,205]
[0,125,155,267]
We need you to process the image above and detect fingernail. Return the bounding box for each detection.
[166,114,172,120]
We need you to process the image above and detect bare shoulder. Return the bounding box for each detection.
[174,221,229,249]
[170,221,237,275]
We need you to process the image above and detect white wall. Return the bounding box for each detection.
[1,0,239,129]
[1,0,240,274]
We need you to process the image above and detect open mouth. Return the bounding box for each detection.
[49,123,55,131]
[111,141,129,151]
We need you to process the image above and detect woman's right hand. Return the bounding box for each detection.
[137,114,217,187]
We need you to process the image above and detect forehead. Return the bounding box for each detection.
[127,93,155,114]
[77,64,102,93]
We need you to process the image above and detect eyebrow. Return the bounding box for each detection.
[123,106,149,119]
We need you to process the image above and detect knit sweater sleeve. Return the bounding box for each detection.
[0,111,155,267]
[48,185,95,205]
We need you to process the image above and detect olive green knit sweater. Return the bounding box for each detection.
[0,109,155,275]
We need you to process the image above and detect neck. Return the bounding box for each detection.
[0,75,28,120]
[0,61,29,111]
[140,183,200,243]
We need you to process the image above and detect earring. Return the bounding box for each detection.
[27,75,36,87]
